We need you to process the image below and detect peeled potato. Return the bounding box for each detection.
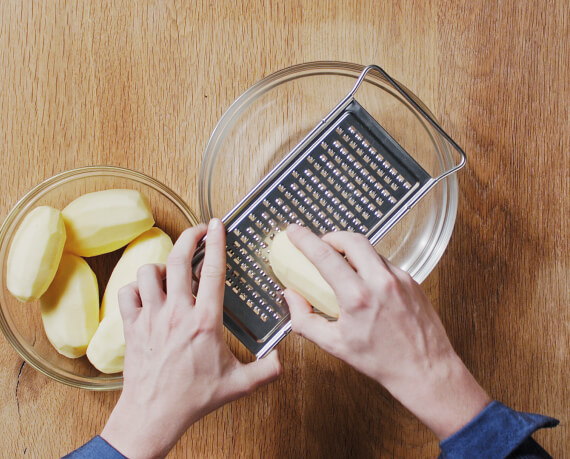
[100,227,173,319]
[7,206,66,302]
[269,231,340,318]
[86,313,125,374]
[40,253,99,358]
[62,189,154,257]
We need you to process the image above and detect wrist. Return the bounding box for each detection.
[101,393,180,459]
[386,353,491,440]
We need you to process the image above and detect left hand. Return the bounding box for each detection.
[101,219,282,459]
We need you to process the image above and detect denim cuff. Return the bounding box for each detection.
[439,401,559,459]
[63,435,128,459]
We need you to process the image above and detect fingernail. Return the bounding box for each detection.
[287,223,301,233]
[209,218,221,230]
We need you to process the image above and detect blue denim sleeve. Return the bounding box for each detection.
[439,401,559,459]
[62,435,127,459]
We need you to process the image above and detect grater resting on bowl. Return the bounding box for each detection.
[197,65,466,358]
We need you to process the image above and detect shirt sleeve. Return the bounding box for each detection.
[439,401,559,459]
[62,435,127,459]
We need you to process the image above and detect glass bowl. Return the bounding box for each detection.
[199,61,460,283]
[0,166,199,390]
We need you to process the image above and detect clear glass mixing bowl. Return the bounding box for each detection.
[0,166,199,390]
[199,62,459,283]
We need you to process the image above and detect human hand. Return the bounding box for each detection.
[284,224,490,440]
[101,219,282,459]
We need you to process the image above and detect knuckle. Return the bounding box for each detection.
[349,231,367,243]
[289,315,305,336]
[348,283,372,309]
[180,226,202,243]
[199,263,225,279]
[118,283,135,298]
[164,305,185,330]
[382,272,405,297]
[192,308,217,334]
[167,252,189,267]
[137,263,158,278]
[311,242,336,263]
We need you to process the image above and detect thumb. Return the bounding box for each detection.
[230,351,282,396]
[285,289,341,356]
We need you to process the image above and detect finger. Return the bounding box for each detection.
[381,255,407,276]
[137,263,167,311]
[382,256,417,286]
[196,219,226,323]
[286,225,361,304]
[167,224,207,302]
[118,282,142,326]
[321,231,389,280]
[230,350,282,396]
[285,289,341,355]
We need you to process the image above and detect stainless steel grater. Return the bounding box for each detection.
[197,65,466,358]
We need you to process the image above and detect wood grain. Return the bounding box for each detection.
[1,1,568,457]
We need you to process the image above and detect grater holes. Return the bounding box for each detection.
[223,111,429,343]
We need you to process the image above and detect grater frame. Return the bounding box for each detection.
[196,65,467,358]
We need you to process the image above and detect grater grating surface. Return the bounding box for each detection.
[197,65,466,358]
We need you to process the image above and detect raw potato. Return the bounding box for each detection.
[62,189,154,257]
[100,227,173,319]
[7,206,66,302]
[269,231,340,318]
[40,253,99,358]
[86,313,125,374]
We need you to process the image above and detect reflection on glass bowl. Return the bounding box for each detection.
[199,61,459,283]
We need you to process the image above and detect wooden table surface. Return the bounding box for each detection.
[1,1,568,457]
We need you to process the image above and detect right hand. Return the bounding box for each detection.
[284,224,490,440]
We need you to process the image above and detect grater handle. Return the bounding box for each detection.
[350,65,467,183]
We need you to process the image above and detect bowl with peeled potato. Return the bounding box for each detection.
[0,166,198,390]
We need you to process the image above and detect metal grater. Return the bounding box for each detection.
[197,65,466,358]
